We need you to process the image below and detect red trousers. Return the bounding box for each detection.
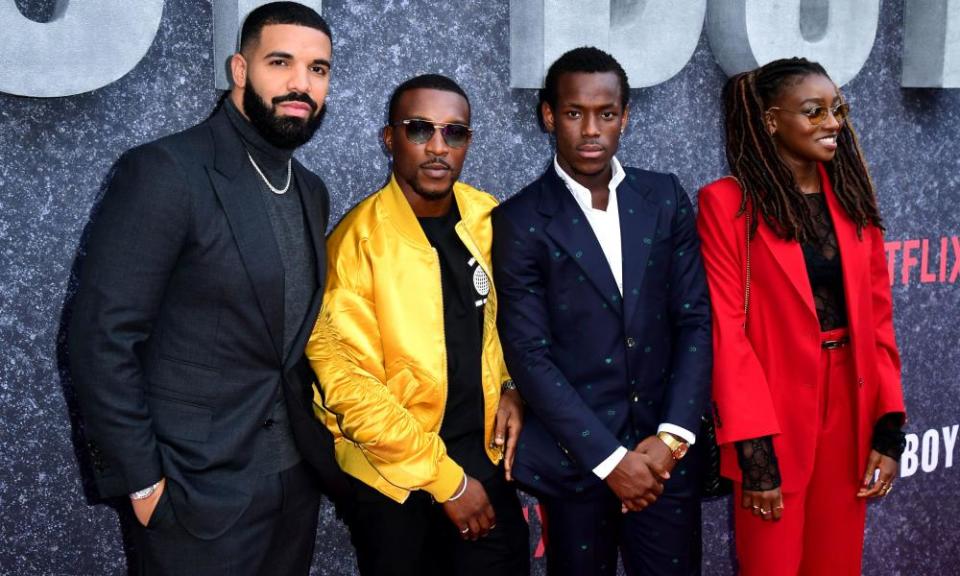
[734,328,867,576]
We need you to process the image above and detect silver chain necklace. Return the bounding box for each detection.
[247,152,291,195]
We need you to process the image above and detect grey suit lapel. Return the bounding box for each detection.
[206,107,285,362]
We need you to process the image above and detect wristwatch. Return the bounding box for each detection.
[501,379,517,393]
[130,480,161,500]
[657,432,689,461]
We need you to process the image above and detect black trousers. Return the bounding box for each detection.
[344,471,530,576]
[132,462,322,576]
[538,487,701,576]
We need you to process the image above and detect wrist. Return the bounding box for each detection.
[657,432,689,461]
[129,479,162,501]
[447,475,468,502]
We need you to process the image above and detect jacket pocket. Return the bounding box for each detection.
[145,485,177,531]
[386,365,420,407]
[147,392,213,443]
[159,353,221,373]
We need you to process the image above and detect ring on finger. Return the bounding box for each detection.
[760,509,770,515]
[460,526,470,534]
[752,505,761,511]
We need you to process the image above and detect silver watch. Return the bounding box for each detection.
[501,379,517,393]
[130,481,161,500]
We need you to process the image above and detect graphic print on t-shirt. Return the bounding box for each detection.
[468,256,489,308]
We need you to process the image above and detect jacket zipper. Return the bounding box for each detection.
[433,247,449,434]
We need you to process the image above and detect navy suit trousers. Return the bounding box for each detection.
[538,486,701,576]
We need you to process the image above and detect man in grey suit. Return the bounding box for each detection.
[68,3,346,574]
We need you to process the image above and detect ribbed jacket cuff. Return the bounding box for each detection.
[424,456,465,502]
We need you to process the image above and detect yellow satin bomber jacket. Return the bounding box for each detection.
[306,176,511,504]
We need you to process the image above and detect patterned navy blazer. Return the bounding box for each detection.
[492,164,712,498]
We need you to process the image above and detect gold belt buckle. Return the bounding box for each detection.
[822,336,850,350]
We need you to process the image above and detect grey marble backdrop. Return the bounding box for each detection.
[0,1,957,575]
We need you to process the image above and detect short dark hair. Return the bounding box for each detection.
[239,2,332,53]
[539,46,630,113]
[387,74,471,125]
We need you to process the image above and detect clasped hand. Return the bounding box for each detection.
[606,435,675,513]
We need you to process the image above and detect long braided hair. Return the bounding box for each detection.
[723,57,882,240]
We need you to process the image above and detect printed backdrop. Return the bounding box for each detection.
[0,1,957,574]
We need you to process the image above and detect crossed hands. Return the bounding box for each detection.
[605,435,676,513]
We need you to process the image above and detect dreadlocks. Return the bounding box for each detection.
[723,57,882,240]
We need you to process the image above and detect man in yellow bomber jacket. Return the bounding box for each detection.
[306,74,529,576]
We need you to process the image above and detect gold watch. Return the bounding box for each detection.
[657,432,689,461]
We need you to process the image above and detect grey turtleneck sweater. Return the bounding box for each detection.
[224,97,316,474]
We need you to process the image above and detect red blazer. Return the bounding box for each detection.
[696,164,905,492]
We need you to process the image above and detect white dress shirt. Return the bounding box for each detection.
[553,156,696,480]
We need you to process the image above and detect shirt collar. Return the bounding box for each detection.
[553,155,626,213]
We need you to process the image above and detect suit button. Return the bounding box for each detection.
[626,337,637,349]
[632,393,640,403]
[262,418,276,429]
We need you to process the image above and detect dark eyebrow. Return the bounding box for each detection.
[404,116,470,126]
[800,95,842,105]
[562,101,619,109]
[263,51,330,69]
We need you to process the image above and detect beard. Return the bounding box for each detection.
[243,81,326,149]
[411,181,454,202]
[410,157,457,202]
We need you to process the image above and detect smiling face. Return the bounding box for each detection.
[764,73,843,167]
[229,23,332,148]
[384,87,471,216]
[542,71,628,191]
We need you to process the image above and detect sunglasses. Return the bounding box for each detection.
[393,119,472,149]
[766,101,850,126]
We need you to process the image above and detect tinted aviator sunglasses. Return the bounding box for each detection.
[393,119,472,148]
[766,101,850,126]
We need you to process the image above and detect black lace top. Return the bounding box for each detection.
[800,193,847,331]
[736,192,905,491]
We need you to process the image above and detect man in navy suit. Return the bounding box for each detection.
[492,47,711,575]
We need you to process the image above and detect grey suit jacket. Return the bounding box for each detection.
[69,104,347,539]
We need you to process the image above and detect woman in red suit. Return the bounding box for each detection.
[696,58,907,576]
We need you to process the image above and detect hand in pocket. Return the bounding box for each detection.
[132,478,166,527]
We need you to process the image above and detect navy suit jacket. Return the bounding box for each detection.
[492,164,712,498]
